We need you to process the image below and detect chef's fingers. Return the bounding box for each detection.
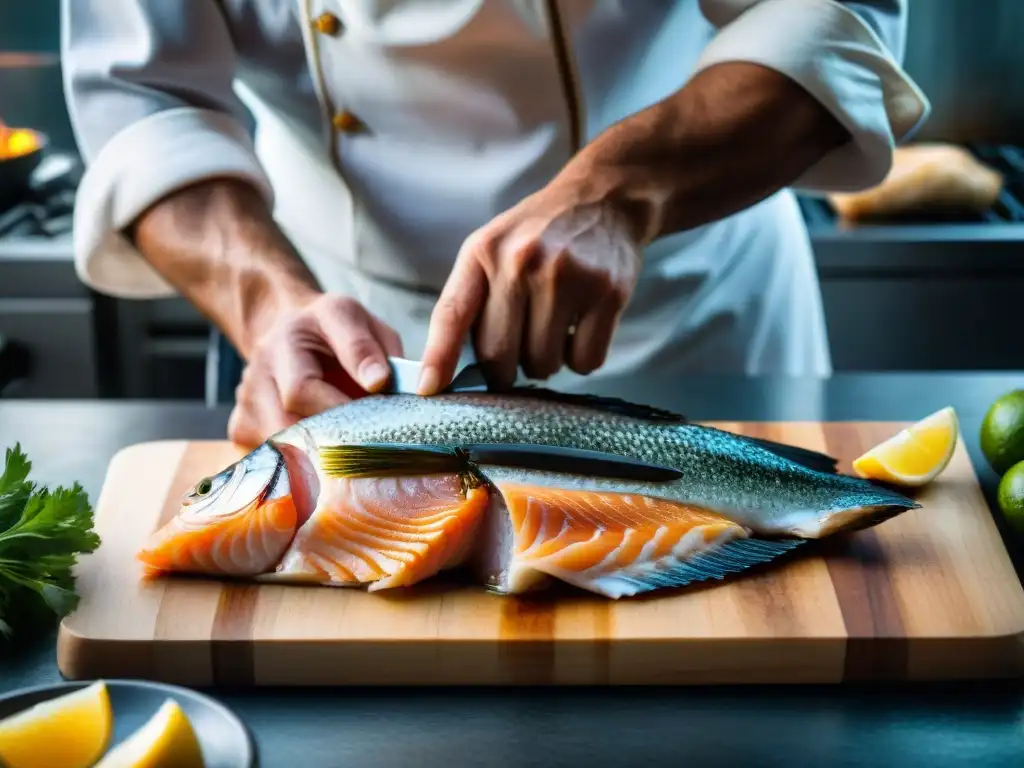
[277,375,351,418]
[272,346,350,417]
[228,364,298,448]
[369,315,405,358]
[567,291,624,375]
[419,254,488,395]
[473,263,528,389]
[473,237,537,389]
[316,297,394,393]
[227,400,263,450]
[522,258,580,380]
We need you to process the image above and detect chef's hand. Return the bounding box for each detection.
[417,184,643,394]
[128,178,404,448]
[227,292,403,447]
[418,62,852,396]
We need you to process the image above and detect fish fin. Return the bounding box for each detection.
[510,386,686,422]
[275,474,489,589]
[743,436,839,475]
[320,442,683,484]
[318,444,472,479]
[587,537,808,598]
[464,443,683,482]
[489,483,788,598]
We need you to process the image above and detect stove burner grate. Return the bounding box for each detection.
[0,152,81,239]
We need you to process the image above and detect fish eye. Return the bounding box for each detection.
[189,475,219,499]
[179,443,283,520]
[182,468,232,508]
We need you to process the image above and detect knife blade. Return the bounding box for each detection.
[386,355,490,394]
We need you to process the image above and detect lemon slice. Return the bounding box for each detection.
[94,698,205,768]
[0,680,113,768]
[852,406,959,487]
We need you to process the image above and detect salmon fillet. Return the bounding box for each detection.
[275,474,489,590]
[138,496,298,576]
[491,484,749,598]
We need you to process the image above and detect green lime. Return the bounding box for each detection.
[997,461,1024,532]
[980,389,1024,475]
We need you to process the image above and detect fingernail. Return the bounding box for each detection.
[417,366,441,396]
[359,362,389,392]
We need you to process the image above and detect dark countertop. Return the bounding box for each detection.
[2,372,1024,767]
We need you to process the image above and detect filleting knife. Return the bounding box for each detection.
[385,355,490,394]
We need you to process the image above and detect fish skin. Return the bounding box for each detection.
[275,392,916,537]
[139,390,919,598]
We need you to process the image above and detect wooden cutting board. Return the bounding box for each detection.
[56,423,1024,686]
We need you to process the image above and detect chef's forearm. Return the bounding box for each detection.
[556,61,851,244]
[128,178,321,358]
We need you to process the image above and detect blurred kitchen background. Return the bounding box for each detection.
[1,0,1022,400]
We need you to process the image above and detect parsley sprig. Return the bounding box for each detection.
[0,443,100,639]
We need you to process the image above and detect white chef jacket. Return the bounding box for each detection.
[61,0,929,388]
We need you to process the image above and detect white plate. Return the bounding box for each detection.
[0,679,255,767]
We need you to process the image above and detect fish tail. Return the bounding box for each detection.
[801,499,919,539]
[783,477,920,539]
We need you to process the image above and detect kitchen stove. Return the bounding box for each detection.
[938,144,1024,223]
[0,150,79,239]
[0,147,210,400]
[797,142,1024,285]
[0,147,100,399]
[797,143,1024,374]
[800,143,1024,227]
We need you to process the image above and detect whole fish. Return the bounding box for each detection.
[137,390,919,598]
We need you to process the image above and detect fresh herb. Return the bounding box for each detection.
[0,443,100,640]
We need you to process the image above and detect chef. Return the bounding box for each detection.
[61,0,928,447]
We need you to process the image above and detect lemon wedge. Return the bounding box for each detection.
[94,698,205,768]
[0,680,112,768]
[852,406,959,487]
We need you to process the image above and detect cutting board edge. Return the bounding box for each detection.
[54,628,1024,685]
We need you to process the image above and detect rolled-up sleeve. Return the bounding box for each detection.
[61,0,274,298]
[696,0,930,193]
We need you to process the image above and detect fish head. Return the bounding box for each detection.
[137,441,312,576]
[180,442,282,515]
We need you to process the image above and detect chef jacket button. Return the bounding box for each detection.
[312,12,342,36]
[332,110,364,133]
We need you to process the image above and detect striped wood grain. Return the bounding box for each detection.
[56,424,1024,685]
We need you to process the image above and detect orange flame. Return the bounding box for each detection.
[0,117,42,160]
